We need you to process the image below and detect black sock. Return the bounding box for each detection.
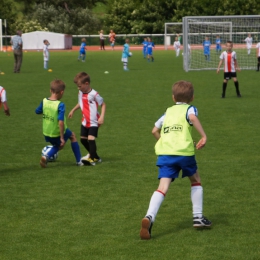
[222,82,227,96]
[234,81,240,95]
[80,138,89,152]
[88,140,99,159]
[258,63,260,70]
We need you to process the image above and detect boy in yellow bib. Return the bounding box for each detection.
[140,80,211,240]
[35,79,83,167]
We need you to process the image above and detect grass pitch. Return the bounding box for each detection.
[0,49,260,259]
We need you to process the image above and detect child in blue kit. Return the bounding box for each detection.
[121,38,131,71]
[35,79,84,167]
[215,35,222,53]
[78,38,87,62]
[203,36,211,61]
[147,38,155,62]
[140,80,212,240]
[142,38,148,58]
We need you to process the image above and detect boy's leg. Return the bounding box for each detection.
[233,78,241,97]
[189,172,211,227]
[67,130,82,164]
[257,57,260,71]
[222,79,227,98]
[140,178,171,240]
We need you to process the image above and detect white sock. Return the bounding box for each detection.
[248,49,251,54]
[123,62,128,69]
[146,190,165,222]
[191,185,203,218]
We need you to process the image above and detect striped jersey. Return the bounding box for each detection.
[78,89,104,127]
[219,51,237,72]
[256,43,260,57]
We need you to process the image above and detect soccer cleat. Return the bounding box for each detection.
[193,216,212,228]
[76,161,85,166]
[93,158,102,163]
[81,153,90,160]
[40,156,48,168]
[237,94,242,98]
[124,68,129,71]
[81,157,96,166]
[151,57,154,62]
[221,94,225,98]
[140,215,153,240]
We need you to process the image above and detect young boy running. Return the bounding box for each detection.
[142,38,148,59]
[173,36,181,57]
[140,80,211,240]
[68,72,106,166]
[78,38,87,62]
[203,36,211,61]
[35,79,83,167]
[43,39,50,69]
[0,86,10,116]
[147,38,155,62]
[217,41,241,98]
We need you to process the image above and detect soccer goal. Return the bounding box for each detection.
[182,15,260,72]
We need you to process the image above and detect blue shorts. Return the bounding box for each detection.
[80,50,86,55]
[44,128,72,147]
[156,155,197,180]
[147,50,153,55]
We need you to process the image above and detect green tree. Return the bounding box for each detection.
[0,0,18,34]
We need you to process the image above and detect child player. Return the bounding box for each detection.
[142,37,148,59]
[215,35,222,54]
[43,39,50,69]
[0,85,10,116]
[68,72,106,166]
[217,41,241,98]
[244,33,253,55]
[256,41,260,71]
[78,38,87,62]
[35,79,83,167]
[147,38,155,62]
[203,36,211,61]
[140,80,212,240]
[121,38,131,71]
[173,36,181,57]
[109,30,116,50]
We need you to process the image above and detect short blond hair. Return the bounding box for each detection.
[73,72,90,84]
[50,79,65,94]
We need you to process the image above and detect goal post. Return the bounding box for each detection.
[183,15,260,72]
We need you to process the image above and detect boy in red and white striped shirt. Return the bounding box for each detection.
[68,72,106,165]
[217,41,241,98]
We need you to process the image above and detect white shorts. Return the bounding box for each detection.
[121,57,128,62]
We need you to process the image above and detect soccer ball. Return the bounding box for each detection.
[42,145,58,162]
[129,52,133,57]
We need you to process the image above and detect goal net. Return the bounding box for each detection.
[182,15,260,71]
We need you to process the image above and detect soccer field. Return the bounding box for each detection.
[0,49,260,259]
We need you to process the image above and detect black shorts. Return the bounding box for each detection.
[258,57,260,62]
[80,125,98,138]
[224,72,237,80]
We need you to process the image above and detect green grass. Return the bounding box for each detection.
[0,49,260,259]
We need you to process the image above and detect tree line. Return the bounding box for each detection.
[1,0,260,35]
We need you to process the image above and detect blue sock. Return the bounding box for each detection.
[47,146,59,158]
[71,142,81,163]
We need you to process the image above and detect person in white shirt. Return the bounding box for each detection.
[0,86,10,116]
[256,42,260,71]
[173,36,181,57]
[244,34,253,55]
[43,39,50,69]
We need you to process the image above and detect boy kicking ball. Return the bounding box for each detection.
[140,80,211,240]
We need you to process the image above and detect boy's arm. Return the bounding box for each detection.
[35,101,43,114]
[189,114,207,150]
[216,59,223,73]
[152,126,161,140]
[235,59,241,72]
[58,120,65,148]
[98,102,106,125]
[3,102,10,116]
[68,103,80,118]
